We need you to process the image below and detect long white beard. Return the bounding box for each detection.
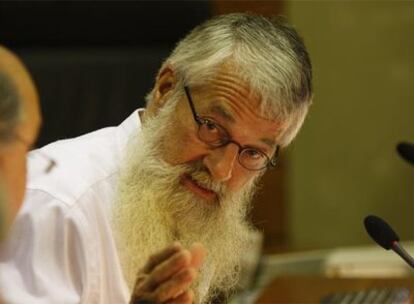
[112,103,261,303]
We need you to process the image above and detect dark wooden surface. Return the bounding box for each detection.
[255,276,414,303]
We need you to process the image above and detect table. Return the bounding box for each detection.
[255,276,414,303]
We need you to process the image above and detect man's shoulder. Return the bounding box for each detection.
[26,110,141,206]
[27,127,119,205]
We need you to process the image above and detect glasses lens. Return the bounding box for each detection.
[239,148,268,170]
[198,119,228,146]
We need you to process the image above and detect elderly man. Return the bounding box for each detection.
[0,13,312,303]
[0,46,42,236]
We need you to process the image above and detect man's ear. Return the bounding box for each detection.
[153,66,177,108]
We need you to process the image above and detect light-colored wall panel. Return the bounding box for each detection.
[286,1,414,249]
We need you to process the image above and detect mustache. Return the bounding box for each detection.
[184,162,227,199]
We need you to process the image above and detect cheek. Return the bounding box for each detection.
[160,119,206,165]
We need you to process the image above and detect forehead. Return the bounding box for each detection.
[190,64,271,116]
[190,71,283,147]
[191,66,274,117]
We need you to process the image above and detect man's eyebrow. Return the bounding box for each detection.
[210,104,277,149]
[210,104,235,123]
[260,137,277,149]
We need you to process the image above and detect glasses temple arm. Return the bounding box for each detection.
[184,86,200,123]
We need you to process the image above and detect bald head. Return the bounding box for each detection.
[0,46,40,144]
[0,45,41,232]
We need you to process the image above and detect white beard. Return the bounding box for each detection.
[112,102,261,303]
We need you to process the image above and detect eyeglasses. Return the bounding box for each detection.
[184,86,279,171]
[15,135,56,174]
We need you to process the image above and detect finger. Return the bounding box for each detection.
[130,296,154,304]
[153,267,197,302]
[132,274,148,294]
[142,242,182,274]
[190,243,205,269]
[166,290,194,304]
[142,249,192,291]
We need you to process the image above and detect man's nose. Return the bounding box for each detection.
[203,144,239,182]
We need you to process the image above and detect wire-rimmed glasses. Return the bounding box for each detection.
[183,86,279,171]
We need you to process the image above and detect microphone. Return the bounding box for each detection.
[364,215,414,268]
[397,142,414,165]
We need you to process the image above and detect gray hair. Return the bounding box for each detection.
[0,71,21,143]
[147,13,313,146]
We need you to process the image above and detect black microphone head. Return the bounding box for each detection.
[397,142,414,165]
[364,215,400,250]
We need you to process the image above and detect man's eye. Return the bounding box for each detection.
[244,149,264,160]
[198,118,227,145]
[204,119,219,131]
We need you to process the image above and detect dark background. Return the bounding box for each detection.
[0,1,211,146]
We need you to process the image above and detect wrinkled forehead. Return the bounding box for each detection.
[189,71,287,127]
[187,90,284,149]
[185,62,285,120]
[181,61,306,145]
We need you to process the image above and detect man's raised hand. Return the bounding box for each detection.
[130,242,205,304]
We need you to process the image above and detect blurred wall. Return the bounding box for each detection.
[286,1,414,249]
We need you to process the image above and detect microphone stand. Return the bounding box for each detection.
[392,241,414,268]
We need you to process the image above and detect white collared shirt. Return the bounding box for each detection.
[0,110,143,304]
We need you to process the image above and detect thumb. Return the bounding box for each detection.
[190,242,205,269]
